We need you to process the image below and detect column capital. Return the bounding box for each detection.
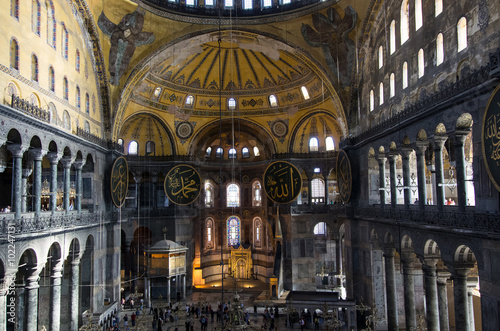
[28,147,47,161]
[387,152,398,162]
[60,156,74,168]
[73,159,85,170]
[453,130,470,145]
[414,140,428,154]
[377,154,387,164]
[51,265,64,278]
[383,246,395,258]
[46,152,63,165]
[7,143,28,158]
[22,167,33,178]
[433,135,448,149]
[400,147,414,159]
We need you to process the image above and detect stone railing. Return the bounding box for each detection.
[11,95,50,122]
[75,127,124,153]
[0,212,112,238]
[272,151,338,159]
[358,206,500,233]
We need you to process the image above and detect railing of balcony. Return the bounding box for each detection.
[11,95,50,122]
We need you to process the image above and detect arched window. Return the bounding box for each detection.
[61,23,69,60]
[253,146,260,157]
[206,218,214,249]
[225,0,233,7]
[228,97,236,110]
[76,86,81,108]
[46,0,56,48]
[457,17,467,52]
[49,66,55,92]
[63,77,68,100]
[216,147,223,158]
[76,49,80,72]
[30,94,38,107]
[205,181,213,208]
[390,20,396,54]
[205,146,212,157]
[11,0,19,19]
[402,62,408,89]
[85,93,90,114]
[186,0,195,5]
[269,94,278,107]
[401,0,410,45]
[311,178,325,203]
[301,86,310,100]
[227,216,240,246]
[48,102,56,123]
[309,137,319,152]
[378,45,384,69]
[205,0,214,6]
[243,0,252,9]
[7,83,17,100]
[325,137,335,151]
[32,0,41,35]
[153,87,162,100]
[84,121,90,132]
[418,49,425,78]
[228,148,237,159]
[254,218,262,247]
[227,183,240,207]
[379,83,384,105]
[369,90,374,111]
[313,222,327,235]
[242,147,250,158]
[390,73,395,98]
[252,181,262,206]
[185,95,194,106]
[435,0,442,16]
[128,141,138,155]
[117,138,124,146]
[146,141,155,155]
[415,0,423,30]
[63,110,70,129]
[282,0,291,4]
[436,33,444,65]
[262,0,271,7]
[10,39,19,70]
[32,54,39,82]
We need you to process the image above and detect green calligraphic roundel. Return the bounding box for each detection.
[336,149,352,203]
[164,164,201,205]
[482,84,500,191]
[110,156,129,207]
[264,161,302,204]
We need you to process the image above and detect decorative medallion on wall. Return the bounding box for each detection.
[164,164,201,205]
[176,121,194,140]
[110,156,129,207]
[263,161,302,204]
[242,175,250,183]
[482,84,500,191]
[270,120,288,139]
[336,149,352,203]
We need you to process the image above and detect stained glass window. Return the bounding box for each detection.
[227,216,240,246]
[227,183,240,207]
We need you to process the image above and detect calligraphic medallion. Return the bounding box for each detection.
[482,84,500,191]
[110,156,129,207]
[164,164,201,205]
[336,149,352,203]
[263,161,302,204]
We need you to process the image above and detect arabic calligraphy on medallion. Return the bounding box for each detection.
[164,164,201,205]
[263,161,301,204]
[482,84,500,191]
[336,149,352,203]
[110,156,129,207]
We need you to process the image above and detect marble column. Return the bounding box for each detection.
[21,168,32,213]
[70,259,81,331]
[61,157,72,212]
[167,277,171,304]
[7,144,25,219]
[183,274,186,299]
[378,155,387,207]
[422,262,440,331]
[467,284,475,330]
[16,280,26,331]
[46,152,60,213]
[437,273,450,331]
[433,136,447,210]
[384,248,399,330]
[151,175,158,210]
[453,267,471,331]
[29,148,45,217]
[454,131,469,212]
[388,153,397,208]
[0,288,6,331]
[134,176,142,209]
[401,253,417,331]
[415,142,428,209]
[74,160,84,214]
[50,265,63,331]
[401,148,413,207]
[26,272,40,331]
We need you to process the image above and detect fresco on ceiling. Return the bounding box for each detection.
[301,6,357,87]
[98,9,155,85]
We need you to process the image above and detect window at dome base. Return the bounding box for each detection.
[309,137,319,152]
[253,146,260,157]
[216,147,223,158]
[242,147,249,158]
[229,148,237,159]
[325,137,335,151]
[205,146,212,157]
[301,86,310,100]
